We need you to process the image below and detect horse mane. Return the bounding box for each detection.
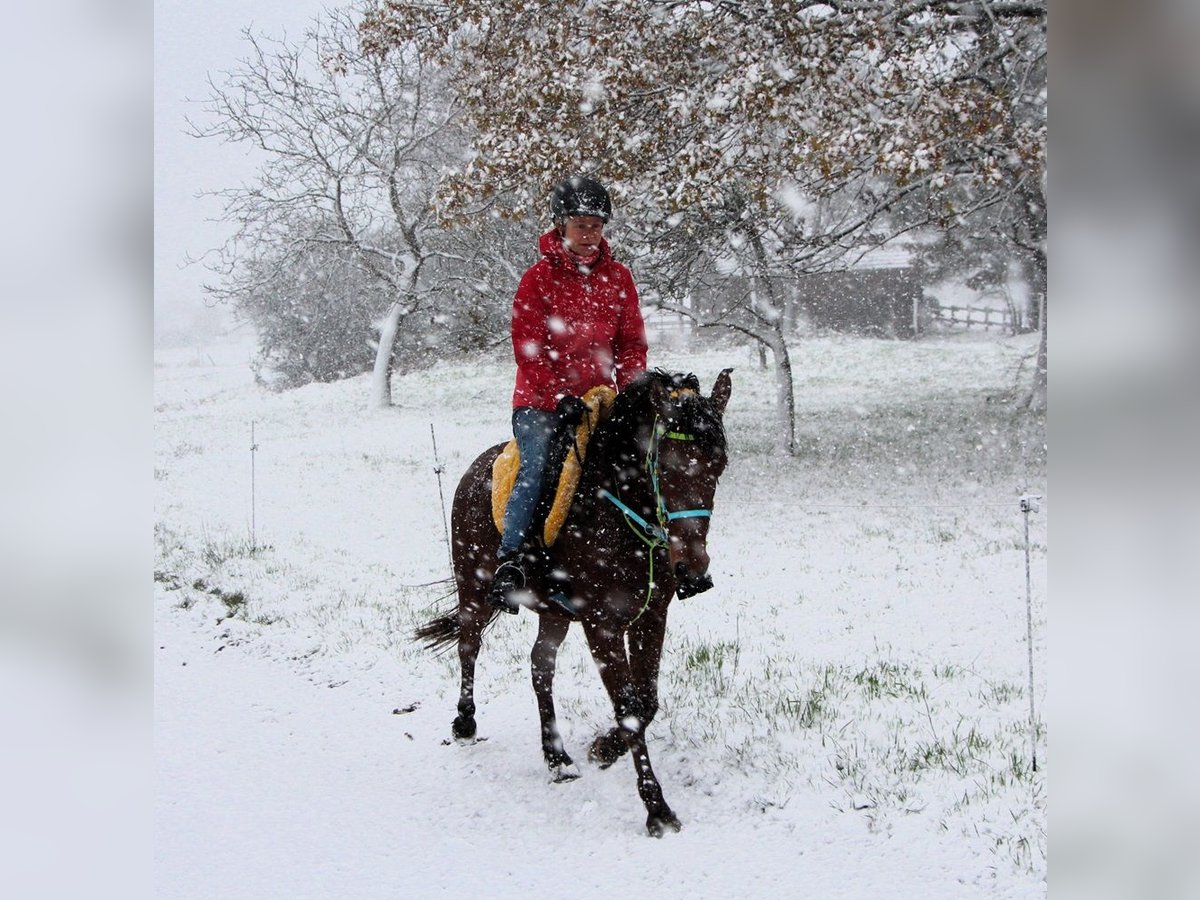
[595,369,727,466]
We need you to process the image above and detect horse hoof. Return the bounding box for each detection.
[645,810,682,837]
[451,716,477,740]
[549,762,581,783]
[588,749,619,770]
[588,732,627,769]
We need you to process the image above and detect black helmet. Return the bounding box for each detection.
[550,175,612,223]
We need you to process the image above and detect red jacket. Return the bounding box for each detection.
[511,228,648,411]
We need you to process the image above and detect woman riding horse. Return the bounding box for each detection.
[487,175,648,617]
[417,367,732,836]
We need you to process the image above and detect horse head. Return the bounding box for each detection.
[605,368,732,600]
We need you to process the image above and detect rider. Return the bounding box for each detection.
[487,175,648,615]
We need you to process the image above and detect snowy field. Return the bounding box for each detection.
[154,330,1046,898]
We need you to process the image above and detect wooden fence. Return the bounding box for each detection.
[933,305,1015,332]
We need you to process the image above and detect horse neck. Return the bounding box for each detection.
[583,413,656,517]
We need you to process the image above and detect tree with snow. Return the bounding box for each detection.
[192,8,531,407]
[361,0,1047,438]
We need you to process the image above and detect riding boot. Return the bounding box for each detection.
[486,551,525,614]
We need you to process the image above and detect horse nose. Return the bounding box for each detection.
[668,526,712,598]
[673,560,714,599]
[668,537,707,574]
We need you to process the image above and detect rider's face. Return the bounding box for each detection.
[561,216,605,257]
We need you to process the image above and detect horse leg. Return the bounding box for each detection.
[627,608,667,735]
[588,725,629,769]
[588,669,633,769]
[583,622,680,837]
[531,613,578,782]
[625,609,679,835]
[588,611,668,769]
[452,598,489,740]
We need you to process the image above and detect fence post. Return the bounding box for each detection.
[250,421,258,549]
[430,424,453,574]
[1020,493,1043,771]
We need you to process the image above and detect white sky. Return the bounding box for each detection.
[154,0,330,333]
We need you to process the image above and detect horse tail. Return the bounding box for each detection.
[413,611,460,652]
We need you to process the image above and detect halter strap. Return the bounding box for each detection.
[596,414,716,625]
[597,488,668,545]
[648,420,712,525]
[666,508,711,521]
[597,419,714,541]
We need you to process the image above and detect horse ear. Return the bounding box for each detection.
[710,368,733,417]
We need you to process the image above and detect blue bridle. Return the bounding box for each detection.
[598,417,713,547]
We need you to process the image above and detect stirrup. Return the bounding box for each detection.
[486,559,524,615]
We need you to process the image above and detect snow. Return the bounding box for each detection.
[155,331,1046,897]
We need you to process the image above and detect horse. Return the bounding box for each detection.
[415,367,732,836]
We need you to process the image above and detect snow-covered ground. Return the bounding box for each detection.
[154,330,1046,898]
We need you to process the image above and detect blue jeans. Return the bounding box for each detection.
[498,407,559,558]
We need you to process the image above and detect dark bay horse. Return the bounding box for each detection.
[416,368,732,836]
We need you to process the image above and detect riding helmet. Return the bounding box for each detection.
[550,175,612,223]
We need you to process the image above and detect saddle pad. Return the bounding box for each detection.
[492,384,617,545]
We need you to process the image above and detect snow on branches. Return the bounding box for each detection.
[359,0,1046,227]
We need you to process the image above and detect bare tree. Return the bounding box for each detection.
[191,7,526,407]
[236,243,385,387]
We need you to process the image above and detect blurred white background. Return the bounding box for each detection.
[1,0,1197,896]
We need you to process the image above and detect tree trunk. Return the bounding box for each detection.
[370,260,422,409]
[1027,293,1047,411]
[1022,247,1046,334]
[1019,181,1048,334]
[744,231,796,452]
[770,329,798,455]
[370,300,403,408]
[1024,243,1047,410]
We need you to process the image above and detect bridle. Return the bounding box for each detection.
[598,416,713,546]
[597,410,718,612]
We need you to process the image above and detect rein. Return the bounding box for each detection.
[598,416,713,621]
